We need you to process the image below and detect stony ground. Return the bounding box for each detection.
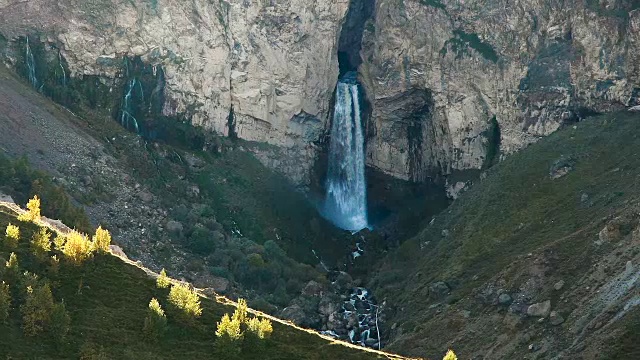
[0,65,208,283]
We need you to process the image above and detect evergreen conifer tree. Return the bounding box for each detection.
[144,298,167,340]
[168,283,202,319]
[21,283,54,336]
[157,269,171,289]
[31,227,52,261]
[92,226,111,253]
[0,281,10,323]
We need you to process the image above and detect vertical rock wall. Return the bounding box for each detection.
[0,0,349,187]
[2,0,640,185]
[361,0,640,181]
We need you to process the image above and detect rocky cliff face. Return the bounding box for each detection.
[0,0,348,186]
[361,0,640,180]
[1,0,639,185]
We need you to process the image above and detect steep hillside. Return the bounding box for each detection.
[0,63,398,349]
[373,111,640,359]
[0,202,413,360]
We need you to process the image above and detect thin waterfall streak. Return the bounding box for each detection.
[58,52,66,87]
[324,73,368,231]
[137,78,145,102]
[121,79,140,133]
[25,36,38,89]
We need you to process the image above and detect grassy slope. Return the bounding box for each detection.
[0,212,393,360]
[374,111,640,357]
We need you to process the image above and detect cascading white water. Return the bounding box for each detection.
[120,78,141,133]
[324,73,368,231]
[25,36,38,89]
[58,51,67,87]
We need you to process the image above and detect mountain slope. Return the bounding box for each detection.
[373,111,640,359]
[0,202,412,360]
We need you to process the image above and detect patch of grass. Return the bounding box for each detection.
[606,307,640,359]
[440,30,499,63]
[418,0,446,11]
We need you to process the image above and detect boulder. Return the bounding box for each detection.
[498,293,513,305]
[599,223,621,243]
[550,157,575,179]
[554,280,565,291]
[626,261,635,274]
[166,220,184,234]
[108,245,128,260]
[549,311,565,326]
[302,280,324,297]
[364,338,378,347]
[281,304,307,325]
[138,191,153,203]
[0,191,15,203]
[210,276,230,293]
[318,296,339,316]
[429,281,450,299]
[333,271,354,291]
[527,300,552,318]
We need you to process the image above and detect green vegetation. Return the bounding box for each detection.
[375,111,640,356]
[607,306,640,359]
[586,0,640,19]
[143,298,167,339]
[0,281,10,323]
[91,226,111,254]
[0,208,393,359]
[215,298,274,357]
[440,29,499,63]
[246,316,273,340]
[168,283,202,320]
[5,252,18,274]
[50,301,71,344]
[17,195,41,222]
[59,231,94,266]
[5,224,20,249]
[443,350,457,360]
[0,155,91,233]
[216,313,242,340]
[418,0,446,11]
[30,227,52,261]
[156,268,171,289]
[482,116,501,169]
[21,282,55,336]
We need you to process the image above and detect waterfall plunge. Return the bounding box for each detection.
[324,73,369,232]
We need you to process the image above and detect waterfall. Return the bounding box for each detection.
[324,72,368,231]
[58,51,67,87]
[25,36,38,89]
[120,78,140,133]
